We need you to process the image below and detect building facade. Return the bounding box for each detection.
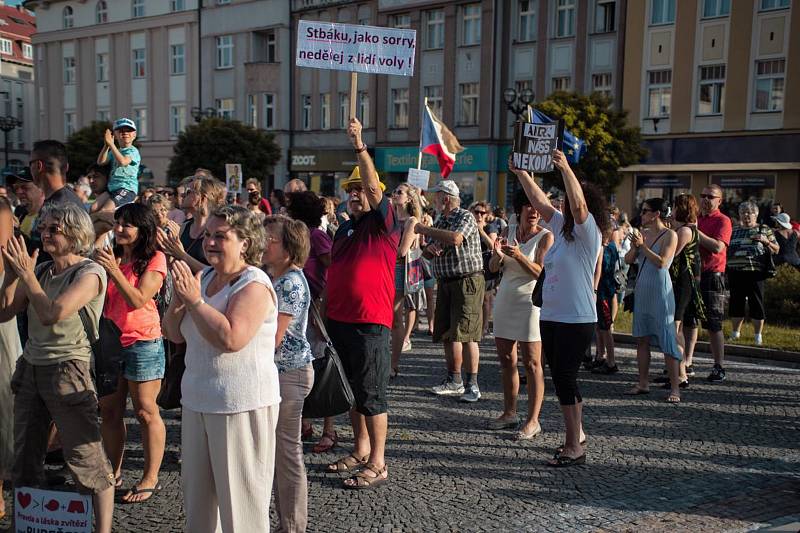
[619,0,800,219]
[0,0,36,173]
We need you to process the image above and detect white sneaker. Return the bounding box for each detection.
[754,334,763,346]
[728,331,740,342]
[460,384,481,403]
[431,380,465,396]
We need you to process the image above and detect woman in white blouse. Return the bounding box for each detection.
[163,205,279,533]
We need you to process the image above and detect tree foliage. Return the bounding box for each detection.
[167,118,281,185]
[536,91,647,194]
[65,120,112,182]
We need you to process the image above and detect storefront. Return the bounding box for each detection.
[288,148,361,197]
[634,174,692,211]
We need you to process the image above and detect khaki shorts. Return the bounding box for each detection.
[11,358,115,494]
[433,273,485,343]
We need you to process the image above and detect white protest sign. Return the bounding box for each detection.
[15,487,93,533]
[296,20,416,77]
[407,168,431,191]
[225,163,243,196]
[512,121,559,173]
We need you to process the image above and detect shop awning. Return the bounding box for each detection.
[621,162,800,172]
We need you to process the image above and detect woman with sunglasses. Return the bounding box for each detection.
[470,201,498,338]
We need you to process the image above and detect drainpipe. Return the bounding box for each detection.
[197,0,202,109]
[288,11,294,185]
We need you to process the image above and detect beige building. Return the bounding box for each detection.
[619,0,800,220]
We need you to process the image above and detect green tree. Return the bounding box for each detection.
[167,118,281,185]
[65,120,112,182]
[535,91,647,194]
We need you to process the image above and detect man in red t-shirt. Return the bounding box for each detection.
[684,184,732,382]
[324,118,399,489]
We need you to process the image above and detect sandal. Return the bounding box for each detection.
[624,386,650,395]
[555,438,587,456]
[547,453,586,467]
[326,453,368,473]
[343,462,388,490]
[665,394,681,404]
[313,431,338,454]
[122,482,162,503]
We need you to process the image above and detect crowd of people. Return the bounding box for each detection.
[0,114,797,531]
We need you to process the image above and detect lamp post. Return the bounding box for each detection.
[190,106,217,122]
[502,87,535,120]
[0,115,22,170]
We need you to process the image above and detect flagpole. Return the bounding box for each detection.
[417,97,427,170]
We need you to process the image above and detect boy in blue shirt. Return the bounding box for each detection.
[94,117,141,213]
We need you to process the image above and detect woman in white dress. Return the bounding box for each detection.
[488,189,553,440]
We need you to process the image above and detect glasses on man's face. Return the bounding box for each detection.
[700,194,719,200]
[346,187,363,194]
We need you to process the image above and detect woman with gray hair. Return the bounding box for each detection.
[726,200,779,346]
[162,205,280,533]
[0,202,115,532]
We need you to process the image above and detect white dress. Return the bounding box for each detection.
[492,229,549,342]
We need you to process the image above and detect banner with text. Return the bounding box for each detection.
[15,487,93,533]
[512,120,559,173]
[296,20,416,76]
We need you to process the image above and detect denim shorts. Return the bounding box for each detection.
[110,188,137,208]
[122,338,166,382]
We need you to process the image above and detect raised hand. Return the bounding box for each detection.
[94,246,120,275]
[104,129,115,147]
[171,260,202,305]
[157,227,186,258]
[347,118,363,149]
[552,149,569,172]
[1,234,38,281]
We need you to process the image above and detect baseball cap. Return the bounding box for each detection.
[429,179,459,197]
[772,212,792,230]
[5,167,32,187]
[339,166,386,191]
[113,117,137,131]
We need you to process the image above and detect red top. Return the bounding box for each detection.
[698,209,732,273]
[326,196,400,328]
[258,198,272,215]
[104,251,168,347]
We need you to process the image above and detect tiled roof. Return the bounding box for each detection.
[0,4,35,65]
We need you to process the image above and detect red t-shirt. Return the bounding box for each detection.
[698,209,732,273]
[326,196,400,328]
[104,251,168,347]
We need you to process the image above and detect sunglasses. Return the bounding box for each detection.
[346,186,363,194]
[41,224,64,236]
[700,194,720,200]
[473,211,487,215]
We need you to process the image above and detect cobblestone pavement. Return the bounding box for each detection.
[2,334,799,532]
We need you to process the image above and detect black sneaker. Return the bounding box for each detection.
[707,365,726,382]
[686,365,695,377]
[592,362,619,375]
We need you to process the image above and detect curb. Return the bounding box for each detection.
[612,332,800,364]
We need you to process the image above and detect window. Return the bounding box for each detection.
[594,0,616,32]
[132,49,146,78]
[390,14,411,29]
[519,0,537,41]
[170,44,185,75]
[754,59,785,111]
[552,76,571,91]
[0,39,11,55]
[698,65,725,115]
[266,32,276,63]
[264,93,275,130]
[459,83,479,125]
[760,0,790,10]
[216,98,234,119]
[301,95,311,130]
[64,112,76,138]
[391,88,409,128]
[651,0,675,25]
[461,4,481,46]
[63,6,74,28]
[133,108,147,138]
[96,53,108,82]
[424,85,443,119]
[96,1,108,24]
[338,93,349,129]
[358,91,370,128]
[170,0,185,11]
[320,93,331,130]
[63,57,76,84]
[170,105,186,137]
[22,43,33,60]
[216,35,233,69]
[702,0,730,17]
[132,0,145,18]
[556,0,576,37]
[247,95,257,127]
[426,9,445,49]
[592,72,612,98]
[97,109,110,122]
[647,69,672,117]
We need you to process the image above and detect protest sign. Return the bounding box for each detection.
[225,164,243,196]
[15,487,93,533]
[296,21,416,77]
[407,168,431,191]
[512,119,560,173]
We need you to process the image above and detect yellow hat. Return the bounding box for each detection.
[340,166,386,191]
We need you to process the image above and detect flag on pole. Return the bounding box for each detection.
[530,109,585,165]
[421,104,463,178]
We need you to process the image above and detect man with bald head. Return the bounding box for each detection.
[684,184,732,383]
[284,178,307,194]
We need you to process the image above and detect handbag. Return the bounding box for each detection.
[302,302,355,419]
[404,246,424,295]
[157,341,186,409]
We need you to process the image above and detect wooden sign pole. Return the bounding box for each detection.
[417,97,428,170]
[349,72,358,120]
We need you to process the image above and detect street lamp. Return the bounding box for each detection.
[190,106,218,122]
[0,115,22,170]
[503,87,535,120]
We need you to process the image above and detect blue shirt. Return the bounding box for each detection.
[108,145,140,194]
[273,268,313,373]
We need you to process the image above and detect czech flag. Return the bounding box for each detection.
[421,104,463,178]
